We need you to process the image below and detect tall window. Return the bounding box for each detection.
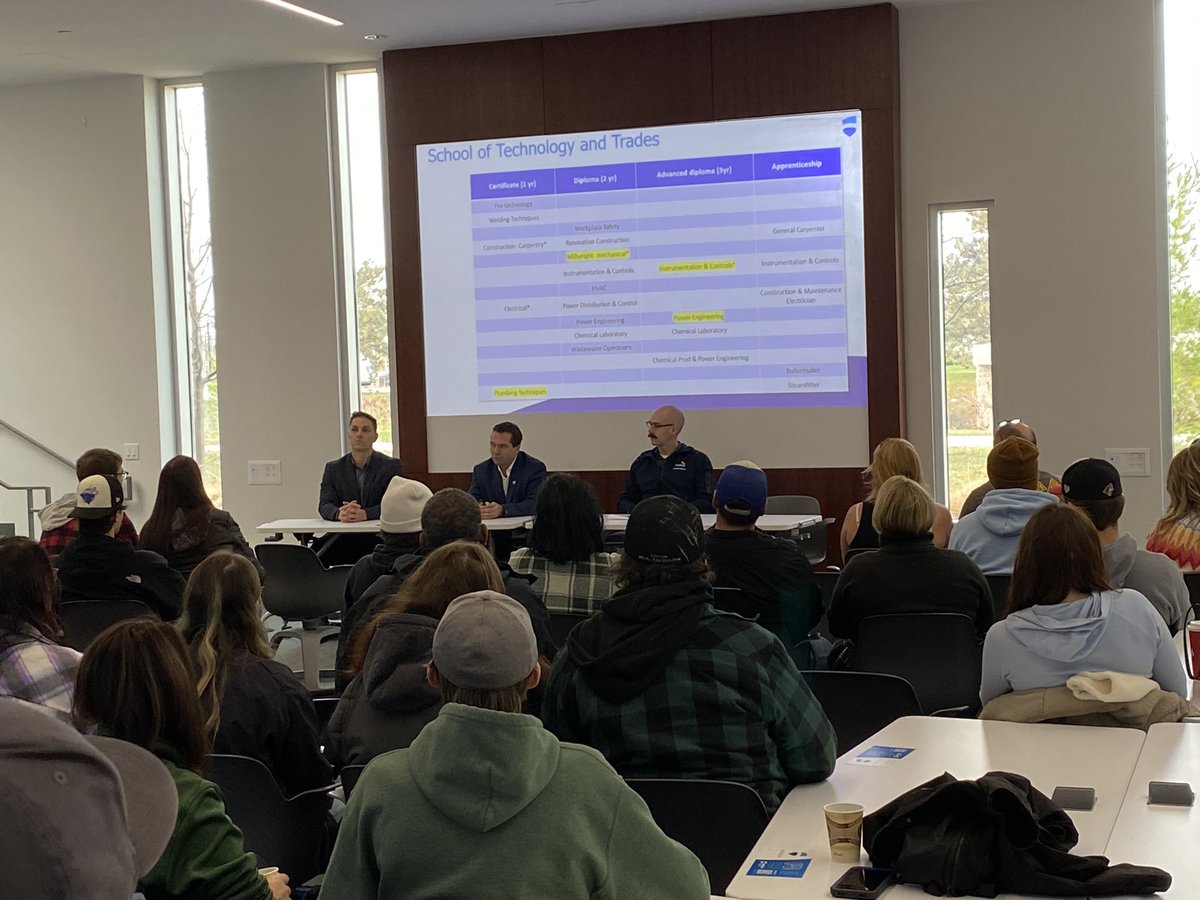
[1166,0,1200,451]
[334,68,393,453]
[164,83,222,502]
[933,205,993,517]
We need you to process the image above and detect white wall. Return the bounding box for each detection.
[0,76,166,531]
[900,0,1166,542]
[204,65,345,533]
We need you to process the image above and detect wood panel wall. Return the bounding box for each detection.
[382,3,902,565]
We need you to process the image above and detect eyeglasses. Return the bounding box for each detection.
[645,421,674,430]
[996,418,1023,428]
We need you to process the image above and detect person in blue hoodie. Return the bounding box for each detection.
[980,504,1187,705]
[949,436,1059,574]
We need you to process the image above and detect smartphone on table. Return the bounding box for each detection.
[830,866,896,898]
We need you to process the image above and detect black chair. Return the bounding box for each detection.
[548,611,589,646]
[209,754,334,885]
[256,544,351,690]
[765,494,821,516]
[763,495,835,565]
[340,764,366,800]
[985,574,1011,621]
[853,612,983,715]
[59,599,155,651]
[801,670,922,757]
[1183,572,1200,618]
[311,696,339,736]
[625,778,769,893]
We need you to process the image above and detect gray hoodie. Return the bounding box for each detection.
[980,589,1187,704]
[1103,534,1189,634]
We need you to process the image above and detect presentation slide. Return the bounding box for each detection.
[417,111,866,418]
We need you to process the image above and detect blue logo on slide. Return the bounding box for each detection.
[842,115,858,137]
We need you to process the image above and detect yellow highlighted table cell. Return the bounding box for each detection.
[492,386,549,399]
[673,311,726,323]
[659,259,736,273]
[565,249,631,261]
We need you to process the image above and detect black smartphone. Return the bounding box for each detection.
[830,866,897,899]
[1051,786,1097,811]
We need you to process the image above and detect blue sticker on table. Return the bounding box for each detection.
[859,745,914,759]
[747,858,811,878]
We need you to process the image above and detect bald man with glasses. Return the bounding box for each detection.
[960,418,1061,517]
[617,405,714,513]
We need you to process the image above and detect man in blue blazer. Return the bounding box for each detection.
[468,421,547,518]
[318,411,405,521]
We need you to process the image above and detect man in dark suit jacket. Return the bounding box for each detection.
[319,411,405,521]
[467,421,547,518]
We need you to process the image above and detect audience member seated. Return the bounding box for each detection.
[949,436,1059,575]
[467,420,547,519]
[1147,440,1200,571]
[57,475,185,619]
[508,473,617,615]
[343,476,432,616]
[336,487,555,691]
[703,461,820,648]
[321,591,710,900]
[0,537,83,727]
[75,618,292,900]
[138,455,265,582]
[0,697,178,900]
[828,475,992,645]
[542,496,836,813]
[980,504,1186,706]
[178,552,333,797]
[840,438,953,559]
[960,418,1062,517]
[617,405,714,513]
[1062,458,1189,634]
[38,447,138,556]
[326,542,506,770]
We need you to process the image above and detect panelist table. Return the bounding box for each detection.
[602,513,821,534]
[256,516,532,544]
[1103,722,1200,898]
[724,716,1146,900]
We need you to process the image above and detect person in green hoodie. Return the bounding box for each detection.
[74,617,292,900]
[321,590,710,900]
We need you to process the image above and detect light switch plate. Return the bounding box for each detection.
[248,460,282,485]
[1105,448,1150,477]
[122,443,139,460]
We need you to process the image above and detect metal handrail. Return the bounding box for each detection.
[0,479,52,537]
[0,417,74,470]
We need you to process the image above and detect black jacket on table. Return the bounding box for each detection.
[318,450,405,521]
[617,443,714,513]
[467,451,547,517]
[57,532,185,621]
[827,532,992,641]
[704,527,821,644]
[213,653,334,797]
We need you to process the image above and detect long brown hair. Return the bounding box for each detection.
[1007,504,1111,615]
[345,541,504,677]
[75,618,210,774]
[1153,443,1200,535]
[177,552,272,735]
[0,536,61,642]
[139,456,215,556]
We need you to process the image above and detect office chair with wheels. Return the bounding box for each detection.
[625,778,770,894]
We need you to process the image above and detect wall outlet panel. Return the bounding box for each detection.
[1104,448,1150,477]
[248,460,282,485]
[122,443,139,460]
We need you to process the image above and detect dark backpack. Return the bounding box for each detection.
[863,771,1170,897]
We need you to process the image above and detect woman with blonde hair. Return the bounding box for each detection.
[840,437,953,558]
[326,540,508,769]
[1147,441,1200,570]
[177,551,331,797]
[829,475,991,645]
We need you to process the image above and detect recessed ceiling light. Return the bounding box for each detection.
[252,0,343,26]
[364,33,387,40]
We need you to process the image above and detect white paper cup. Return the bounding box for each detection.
[258,867,279,878]
[824,802,864,862]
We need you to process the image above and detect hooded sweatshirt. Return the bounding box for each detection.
[1102,534,1189,634]
[319,704,710,900]
[57,533,185,620]
[980,589,1187,705]
[948,488,1059,575]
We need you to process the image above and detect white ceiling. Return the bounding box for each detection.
[0,0,964,86]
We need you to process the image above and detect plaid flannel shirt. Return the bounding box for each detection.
[542,604,837,812]
[0,628,83,727]
[507,549,618,615]
[40,513,138,556]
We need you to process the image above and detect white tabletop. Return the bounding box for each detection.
[725,717,1146,900]
[601,513,821,533]
[256,516,532,535]
[1103,723,1200,898]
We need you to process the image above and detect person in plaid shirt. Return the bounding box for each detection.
[38,447,138,555]
[509,473,618,615]
[542,495,836,812]
[0,537,83,728]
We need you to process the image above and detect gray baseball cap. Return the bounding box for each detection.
[431,590,537,690]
